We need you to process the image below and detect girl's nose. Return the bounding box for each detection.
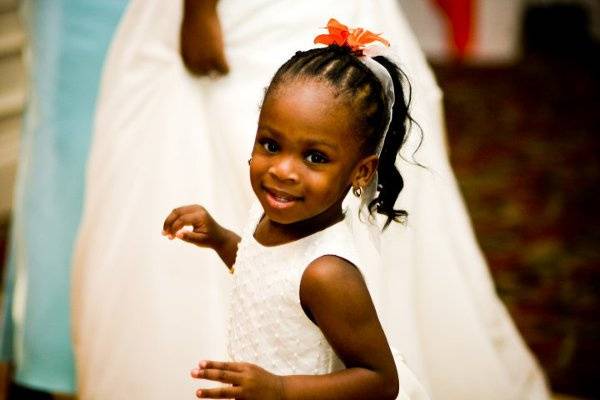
[268,155,299,183]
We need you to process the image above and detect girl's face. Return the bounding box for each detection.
[250,78,377,227]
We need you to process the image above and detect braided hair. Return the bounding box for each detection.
[264,45,417,228]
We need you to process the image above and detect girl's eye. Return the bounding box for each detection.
[305,151,329,164]
[261,139,279,153]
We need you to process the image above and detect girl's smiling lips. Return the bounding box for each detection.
[262,185,303,209]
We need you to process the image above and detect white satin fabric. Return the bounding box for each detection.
[72,1,550,399]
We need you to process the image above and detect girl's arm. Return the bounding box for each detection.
[162,205,240,269]
[288,255,399,399]
[192,256,399,400]
[180,0,229,76]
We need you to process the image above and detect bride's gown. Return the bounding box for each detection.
[72,1,550,399]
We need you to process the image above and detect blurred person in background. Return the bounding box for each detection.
[72,1,550,399]
[0,1,127,399]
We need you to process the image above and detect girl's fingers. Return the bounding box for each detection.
[191,368,242,385]
[162,212,180,234]
[162,208,186,233]
[170,213,202,233]
[196,386,241,399]
[178,231,209,246]
[200,360,244,372]
[162,205,200,233]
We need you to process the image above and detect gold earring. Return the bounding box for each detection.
[352,186,362,197]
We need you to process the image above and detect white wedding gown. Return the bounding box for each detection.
[72,1,551,399]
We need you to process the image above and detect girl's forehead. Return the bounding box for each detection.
[270,77,343,101]
[260,80,357,142]
[265,79,350,119]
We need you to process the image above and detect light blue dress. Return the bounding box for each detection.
[0,0,127,393]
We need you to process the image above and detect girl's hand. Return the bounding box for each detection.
[163,205,241,267]
[191,360,284,400]
[162,205,223,249]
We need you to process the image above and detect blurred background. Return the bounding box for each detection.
[402,0,600,398]
[0,0,598,398]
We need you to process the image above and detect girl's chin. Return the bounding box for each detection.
[262,206,300,224]
[260,201,304,225]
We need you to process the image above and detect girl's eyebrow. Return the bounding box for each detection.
[258,124,339,151]
[303,138,338,151]
[257,125,281,136]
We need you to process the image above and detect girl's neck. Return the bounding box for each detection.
[255,201,345,247]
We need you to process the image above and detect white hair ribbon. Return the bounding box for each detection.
[357,52,395,213]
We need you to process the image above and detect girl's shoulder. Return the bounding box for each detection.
[299,251,367,311]
[298,216,366,290]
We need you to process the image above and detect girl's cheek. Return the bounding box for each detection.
[254,158,271,176]
[305,175,331,197]
[249,156,270,188]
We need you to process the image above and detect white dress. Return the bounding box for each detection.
[229,203,430,400]
[72,0,550,399]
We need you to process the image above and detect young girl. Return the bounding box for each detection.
[162,19,429,399]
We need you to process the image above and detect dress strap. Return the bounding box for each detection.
[304,218,363,275]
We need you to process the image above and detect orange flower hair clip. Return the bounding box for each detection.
[313,18,390,55]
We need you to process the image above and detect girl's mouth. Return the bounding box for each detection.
[263,186,302,209]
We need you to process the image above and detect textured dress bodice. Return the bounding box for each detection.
[227,203,361,375]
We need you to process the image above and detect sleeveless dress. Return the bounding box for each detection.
[228,203,431,399]
[73,0,550,399]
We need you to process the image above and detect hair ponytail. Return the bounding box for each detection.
[367,56,418,229]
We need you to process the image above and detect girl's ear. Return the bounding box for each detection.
[351,154,379,190]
